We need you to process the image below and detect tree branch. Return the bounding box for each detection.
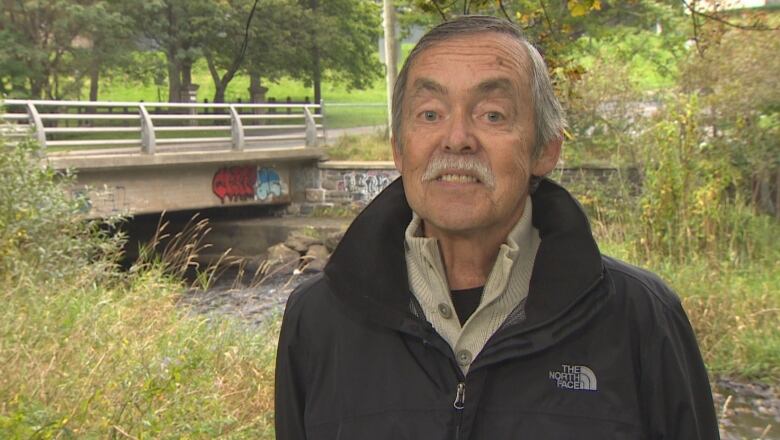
[432,1,447,21]
[539,0,554,34]
[681,0,780,31]
[497,0,512,22]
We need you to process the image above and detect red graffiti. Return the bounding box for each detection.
[212,166,257,203]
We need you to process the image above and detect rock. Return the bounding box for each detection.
[303,244,329,272]
[266,243,300,268]
[324,230,345,252]
[321,179,338,190]
[285,203,301,216]
[305,188,326,203]
[285,233,322,253]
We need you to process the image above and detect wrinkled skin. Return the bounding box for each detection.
[392,32,561,249]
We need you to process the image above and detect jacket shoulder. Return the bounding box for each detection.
[601,254,684,314]
[282,273,337,321]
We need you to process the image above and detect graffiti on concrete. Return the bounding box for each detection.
[212,166,286,203]
[256,168,282,201]
[212,166,256,202]
[339,171,394,202]
[74,185,129,214]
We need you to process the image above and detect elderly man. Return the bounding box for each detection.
[275,15,718,439]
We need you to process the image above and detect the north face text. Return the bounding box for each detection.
[549,364,598,391]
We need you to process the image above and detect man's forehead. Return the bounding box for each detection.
[410,76,516,97]
[406,32,530,96]
[412,32,527,67]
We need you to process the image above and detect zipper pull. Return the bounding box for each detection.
[453,382,466,410]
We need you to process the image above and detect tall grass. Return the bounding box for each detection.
[0,139,279,438]
[565,95,780,381]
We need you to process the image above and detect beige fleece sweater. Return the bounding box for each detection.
[404,197,540,375]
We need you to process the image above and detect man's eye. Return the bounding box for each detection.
[485,111,503,122]
[422,111,438,122]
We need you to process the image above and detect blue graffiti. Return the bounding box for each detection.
[255,168,282,201]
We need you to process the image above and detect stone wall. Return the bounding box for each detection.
[304,161,399,208]
[299,161,639,212]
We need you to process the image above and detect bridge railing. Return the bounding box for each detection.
[0,99,325,154]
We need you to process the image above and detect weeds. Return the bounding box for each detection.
[325,130,393,161]
[0,136,280,438]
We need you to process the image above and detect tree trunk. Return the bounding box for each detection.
[312,47,321,109]
[249,72,262,103]
[89,63,100,101]
[206,54,239,103]
[181,59,193,101]
[167,55,180,102]
[309,0,321,110]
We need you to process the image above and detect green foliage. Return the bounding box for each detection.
[0,0,132,99]
[326,130,394,161]
[0,138,122,286]
[0,136,280,437]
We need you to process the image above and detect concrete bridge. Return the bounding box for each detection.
[1,99,330,218]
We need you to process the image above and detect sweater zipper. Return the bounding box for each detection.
[453,382,466,439]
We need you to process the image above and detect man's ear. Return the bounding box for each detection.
[531,136,562,176]
[391,135,403,173]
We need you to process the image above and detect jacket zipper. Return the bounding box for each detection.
[453,382,466,439]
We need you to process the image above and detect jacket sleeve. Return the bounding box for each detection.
[640,293,720,440]
[275,289,309,440]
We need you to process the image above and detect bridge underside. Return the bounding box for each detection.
[49,147,325,218]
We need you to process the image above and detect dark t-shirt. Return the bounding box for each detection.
[450,286,484,326]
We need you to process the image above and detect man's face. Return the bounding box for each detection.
[392,32,559,238]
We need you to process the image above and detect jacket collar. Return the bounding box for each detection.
[323,177,606,342]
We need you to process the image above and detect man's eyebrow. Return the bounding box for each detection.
[410,78,447,96]
[474,78,514,96]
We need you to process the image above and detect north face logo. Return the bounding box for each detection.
[549,364,597,391]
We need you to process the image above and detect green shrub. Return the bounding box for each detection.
[0,138,124,288]
[0,136,280,438]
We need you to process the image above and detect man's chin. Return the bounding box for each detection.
[420,212,491,237]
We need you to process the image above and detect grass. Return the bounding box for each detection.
[0,140,281,438]
[325,130,394,161]
[571,172,780,382]
[0,269,281,438]
[598,237,780,382]
[98,59,390,130]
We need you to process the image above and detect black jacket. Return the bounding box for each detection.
[275,178,719,439]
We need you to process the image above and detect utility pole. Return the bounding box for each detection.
[383,0,398,137]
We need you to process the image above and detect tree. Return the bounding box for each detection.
[296,0,383,105]
[0,0,127,99]
[77,1,137,101]
[126,0,217,102]
[202,0,306,103]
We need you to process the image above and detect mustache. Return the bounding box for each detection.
[421,154,495,187]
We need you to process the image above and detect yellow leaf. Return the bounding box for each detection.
[569,2,587,17]
[593,0,602,10]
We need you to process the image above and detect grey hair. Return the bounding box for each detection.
[391,15,566,158]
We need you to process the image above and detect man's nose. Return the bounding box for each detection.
[443,109,477,153]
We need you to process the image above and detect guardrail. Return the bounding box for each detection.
[0,99,326,154]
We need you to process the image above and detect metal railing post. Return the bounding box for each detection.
[139,104,156,154]
[304,106,318,148]
[229,105,245,151]
[26,102,47,148]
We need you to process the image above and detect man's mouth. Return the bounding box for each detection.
[436,173,480,184]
